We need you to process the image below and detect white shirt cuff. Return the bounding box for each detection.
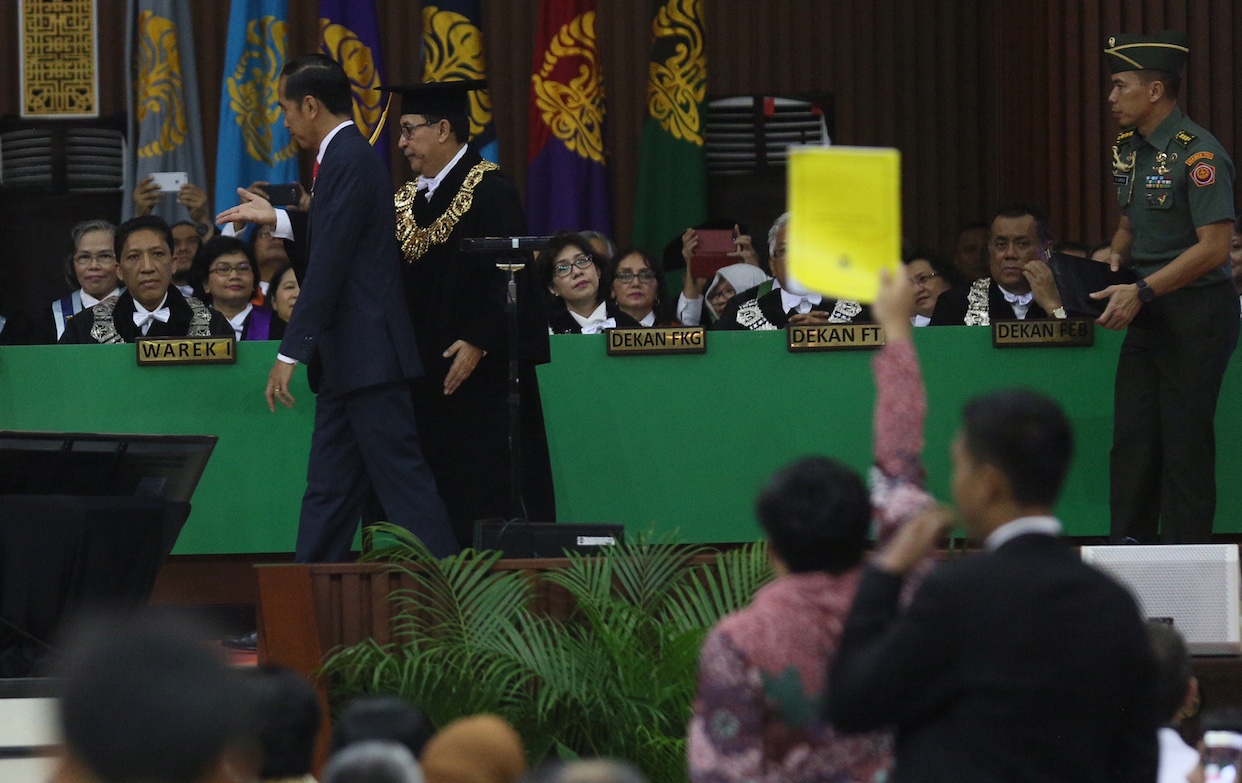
[273,209,293,240]
[277,353,297,365]
[677,293,702,326]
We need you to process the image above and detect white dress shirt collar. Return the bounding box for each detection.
[569,301,609,332]
[417,143,470,201]
[225,303,253,341]
[317,120,354,165]
[997,284,1034,319]
[985,515,1061,551]
[911,313,931,327]
[639,310,656,327]
[780,287,823,315]
[81,286,121,309]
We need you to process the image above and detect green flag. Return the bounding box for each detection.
[631,0,707,264]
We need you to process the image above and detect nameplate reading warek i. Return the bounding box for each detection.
[136,337,237,366]
[606,327,706,356]
[787,324,886,352]
[991,319,1094,348]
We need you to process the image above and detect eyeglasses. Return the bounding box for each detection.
[553,255,594,277]
[209,262,253,277]
[910,272,940,287]
[400,120,437,140]
[615,269,657,284]
[73,251,116,266]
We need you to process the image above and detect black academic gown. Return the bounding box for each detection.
[58,288,232,343]
[398,148,555,543]
[929,279,1050,325]
[712,286,872,330]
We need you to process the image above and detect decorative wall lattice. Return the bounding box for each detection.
[19,0,99,118]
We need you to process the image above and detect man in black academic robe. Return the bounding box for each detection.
[59,216,232,344]
[387,80,554,546]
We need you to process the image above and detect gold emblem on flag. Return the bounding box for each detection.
[136,12,188,158]
[226,16,297,166]
[422,6,494,141]
[647,0,706,146]
[319,21,384,141]
[530,12,606,164]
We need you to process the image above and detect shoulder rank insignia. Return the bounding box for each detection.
[1174,130,1197,149]
[1115,129,1135,145]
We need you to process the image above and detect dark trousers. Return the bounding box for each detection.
[295,380,457,562]
[1110,280,1240,543]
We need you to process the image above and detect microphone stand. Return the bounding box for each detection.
[497,253,528,523]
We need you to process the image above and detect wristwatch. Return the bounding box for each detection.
[1050,306,1067,319]
[1135,279,1156,303]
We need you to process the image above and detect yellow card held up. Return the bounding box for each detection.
[787,146,902,304]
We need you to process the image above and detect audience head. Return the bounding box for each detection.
[250,224,292,278]
[240,664,321,781]
[767,212,790,284]
[543,233,604,314]
[903,248,954,318]
[170,220,203,282]
[67,219,119,298]
[952,222,991,282]
[988,202,1053,295]
[331,695,434,759]
[755,456,870,576]
[529,760,648,783]
[706,263,769,318]
[579,230,616,260]
[420,714,526,783]
[267,264,302,323]
[323,741,424,783]
[196,236,259,315]
[51,611,254,783]
[609,248,668,324]
[952,389,1073,536]
[1147,621,1197,727]
[114,215,176,310]
[279,54,353,151]
[392,81,479,178]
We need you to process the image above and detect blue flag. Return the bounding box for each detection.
[123,0,208,222]
[319,0,387,165]
[213,0,298,218]
[422,0,499,163]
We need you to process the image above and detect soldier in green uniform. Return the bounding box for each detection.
[1093,31,1239,543]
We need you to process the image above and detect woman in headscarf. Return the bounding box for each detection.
[677,262,772,326]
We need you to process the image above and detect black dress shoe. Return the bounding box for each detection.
[222,631,257,651]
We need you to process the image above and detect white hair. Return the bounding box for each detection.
[768,212,790,256]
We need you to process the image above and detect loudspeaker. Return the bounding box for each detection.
[1080,544,1241,655]
[471,520,623,559]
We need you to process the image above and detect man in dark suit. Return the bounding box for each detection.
[826,386,1159,782]
[931,203,1073,325]
[216,54,455,565]
[60,215,232,343]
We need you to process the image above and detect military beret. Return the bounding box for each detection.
[1105,31,1189,75]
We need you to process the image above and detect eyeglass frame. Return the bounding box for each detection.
[909,271,940,287]
[73,251,117,267]
[614,269,658,284]
[208,262,254,277]
[553,254,595,278]
[399,120,439,140]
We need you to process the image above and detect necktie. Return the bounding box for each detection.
[311,160,319,196]
[132,306,171,335]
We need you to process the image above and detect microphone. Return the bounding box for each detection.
[460,236,555,253]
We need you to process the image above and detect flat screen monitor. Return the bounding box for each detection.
[0,431,217,503]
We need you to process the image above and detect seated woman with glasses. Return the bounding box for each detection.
[541,233,611,334]
[193,236,274,341]
[903,248,957,327]
[45,219,122,342]
[608,248,676,328]
[678,263,771,326]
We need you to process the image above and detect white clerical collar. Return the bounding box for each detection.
[226,303,253,341]
[418,143,470,201]
[569,301,609,330]
[317,120,354,165]
[985,515,1061,550]
[911,313,931,327]
[780,287,823,315]
[81,287,121,309]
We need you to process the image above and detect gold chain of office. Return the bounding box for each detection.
[395,160,499,261]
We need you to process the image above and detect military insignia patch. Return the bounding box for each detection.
[1115,129,1134,144]
[1190,162,1216,187]
[1174,130,1197,148]
[1186,151,1215,166]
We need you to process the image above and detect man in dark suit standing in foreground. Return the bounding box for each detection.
[217,54,456,564]
[826,382,1158,781]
